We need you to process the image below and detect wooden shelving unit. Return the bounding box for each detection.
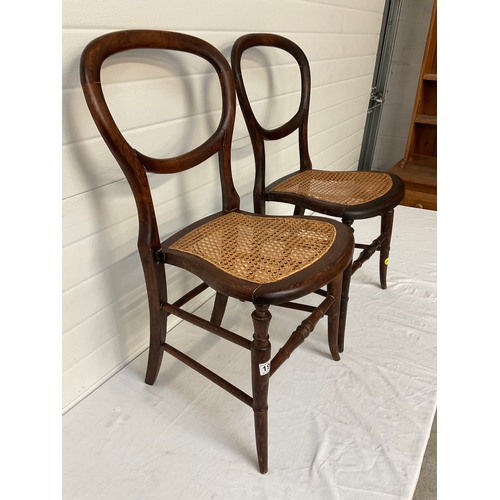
[390,0,437,210]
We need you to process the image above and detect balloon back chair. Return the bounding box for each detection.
[230,34,405,324]
[80,30,354,474]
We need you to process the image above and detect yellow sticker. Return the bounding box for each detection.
[384,258,389,265]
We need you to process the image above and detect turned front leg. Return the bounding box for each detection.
[251,304,272,474]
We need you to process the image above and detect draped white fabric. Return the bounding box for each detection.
[63,205,437,499]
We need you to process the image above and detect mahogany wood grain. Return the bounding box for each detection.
[338,260,353,353]
[251,305,272,474]
[81,29,355,474]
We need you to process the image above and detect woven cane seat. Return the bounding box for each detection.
[169,211,337,284]
[271,171,393,207]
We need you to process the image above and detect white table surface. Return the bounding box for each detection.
[63,205,437,500]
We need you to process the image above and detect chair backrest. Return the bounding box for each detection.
[80,30,240,252]
[231,34,312,213]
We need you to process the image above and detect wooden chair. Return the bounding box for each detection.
[80,30,354,474]
[231,34,405,312]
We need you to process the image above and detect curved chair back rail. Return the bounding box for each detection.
[231,33,311,142]
[81,29,240,250]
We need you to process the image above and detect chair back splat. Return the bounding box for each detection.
[231,33,406,298]
[81,30,354,474]
[230,34,313,214]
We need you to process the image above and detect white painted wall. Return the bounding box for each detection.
[62,0,386,412]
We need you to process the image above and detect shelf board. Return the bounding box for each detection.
[423,73,437,81]
[389,157,437,210]
[415,114,437,125]
[389,157,436,190]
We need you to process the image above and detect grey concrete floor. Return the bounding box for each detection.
[413,411,437,499]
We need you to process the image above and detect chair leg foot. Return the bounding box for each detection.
[143,260,168,386]
[327,275,343,361]
[145,306,168,385]
[379,210,394,290]
[145,340,165,386]
[251,304,271,474]
[338,260,352,354]
[253,409,268,474]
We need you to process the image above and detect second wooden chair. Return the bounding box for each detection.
[231,35,406,349]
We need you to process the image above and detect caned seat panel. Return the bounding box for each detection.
[168,211,337,284]
[271,171,393,207]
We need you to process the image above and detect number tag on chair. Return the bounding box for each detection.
[259,361,270,376]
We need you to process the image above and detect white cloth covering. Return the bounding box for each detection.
[63,205,437,499]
